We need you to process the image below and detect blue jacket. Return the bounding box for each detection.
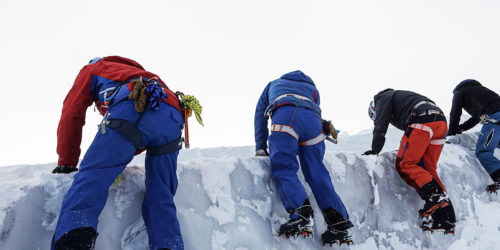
[254,70,321,150]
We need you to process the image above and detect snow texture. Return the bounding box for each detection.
[1,129,500,250]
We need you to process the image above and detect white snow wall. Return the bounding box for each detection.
[1,132,500,250]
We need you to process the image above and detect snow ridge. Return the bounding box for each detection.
[1,132,499,250]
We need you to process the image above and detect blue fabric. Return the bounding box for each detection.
[88,57,103,64]
[268,106,349,219]
[52,101,184,250]
[91,75,126,102]
[254,70,321,150]
[475,111,500,175]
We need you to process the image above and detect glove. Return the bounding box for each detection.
[52,166,78,174]
[362,150,378,156]
[255,149,269,157]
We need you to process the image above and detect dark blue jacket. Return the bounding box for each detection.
[254,70,321,150]
[449,79,500,135]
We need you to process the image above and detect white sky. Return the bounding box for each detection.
[1,0,499,166]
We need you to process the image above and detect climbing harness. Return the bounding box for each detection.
[408,124,448,145]
[270,124,327,146]
[265,94,313,117]
[480,114,500,125]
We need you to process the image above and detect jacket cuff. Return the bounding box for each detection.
[57,157,78,167]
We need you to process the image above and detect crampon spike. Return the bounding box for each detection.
[486,182,500,193]
[444,230,455,235]
[298,230,312,239]
[487,188,498,194]
[342,239,354,246]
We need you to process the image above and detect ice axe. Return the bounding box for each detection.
[323,119,339,144]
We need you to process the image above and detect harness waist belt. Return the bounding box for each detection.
[413,101,436,109]
[265,94,314,117]
[480,114,500,125]
[417,110,444,116]
[273,93,313,103]
[105,118,182,154]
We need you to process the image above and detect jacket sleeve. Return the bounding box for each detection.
[448,92,463,135]
[371,95,392,153]
[254,83,271,150]
[57,66,94,166]
[459,116,480,132]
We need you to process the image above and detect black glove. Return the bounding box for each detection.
[255,149,269,157]
[52,166,78,174]
[362,150,378,156]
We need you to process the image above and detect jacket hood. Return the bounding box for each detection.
[103,56,145,70]
[453,79,481,93]
[374,88,394,101]
[280,70,315,85]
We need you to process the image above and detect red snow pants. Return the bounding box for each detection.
[395,119,448,193]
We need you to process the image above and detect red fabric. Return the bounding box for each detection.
[57,56,181,166]
[395,121,448,192]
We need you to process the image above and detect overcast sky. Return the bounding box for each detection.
[1,0,499,166]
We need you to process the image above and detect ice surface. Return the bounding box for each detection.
[1,130,499,249]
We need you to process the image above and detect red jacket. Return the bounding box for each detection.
[57,56,181,167]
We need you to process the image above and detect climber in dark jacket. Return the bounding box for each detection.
[365,89,456,233]
[449,79,500,183]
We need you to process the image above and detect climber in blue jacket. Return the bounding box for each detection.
[254,70,353,245]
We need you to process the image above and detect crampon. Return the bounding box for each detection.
[321,227,353,246]
[486,182,500,194]
[420,219,455,235]
[277,220,313,239]
[277,210,314,239]
[278,199,314,239]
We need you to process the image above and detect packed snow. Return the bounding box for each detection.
[1,127,499,250]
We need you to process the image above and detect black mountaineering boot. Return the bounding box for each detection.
[54,227,98,250]
[418,181,456,234]
[418,181,450,219]
[278,198,314,238]
[487,170,500,193]
[421,198,456,235]
[321,207,353,246]
[419,192,451,219]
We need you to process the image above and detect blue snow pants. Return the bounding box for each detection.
[52,100,185,250]
[268,106,349,219]
[476,111,500,176]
